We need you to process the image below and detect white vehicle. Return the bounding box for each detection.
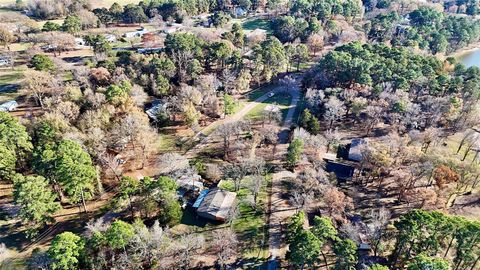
[0,100,18,112]
[268,92,275,97]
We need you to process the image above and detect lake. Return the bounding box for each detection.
[458,48,480,67]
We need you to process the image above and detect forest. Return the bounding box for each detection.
[0,0,479,269]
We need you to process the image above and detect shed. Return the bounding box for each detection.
[195,188,237,222]
[325,161,355,182]
[348,138,367,162]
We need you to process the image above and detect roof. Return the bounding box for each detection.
[348,138,367,162]
[326,161,355,181]
[176,179,203,191]
[0,100,18,111]
[359,243,372,250]
[193,189,210,208]
[322,152,337,161]
[196,188,237,221]
[146,100,167,120]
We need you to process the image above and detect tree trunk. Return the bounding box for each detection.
[469,255,480,270]
[444,235,455,258]
[81,190,87,213]
[128,195,135,219]
[321,250,328,270]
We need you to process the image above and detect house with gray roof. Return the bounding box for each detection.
[194,188,237,222]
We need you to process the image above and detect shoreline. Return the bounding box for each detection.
[445,41,480,59]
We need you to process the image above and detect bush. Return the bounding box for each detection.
[31,54,55,71]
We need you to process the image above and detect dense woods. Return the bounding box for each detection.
[0,0,480,269]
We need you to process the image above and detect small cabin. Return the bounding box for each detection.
[325,161,355,183]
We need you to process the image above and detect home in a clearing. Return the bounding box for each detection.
[193,188,237,222]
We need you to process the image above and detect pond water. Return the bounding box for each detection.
[457,48,480,67]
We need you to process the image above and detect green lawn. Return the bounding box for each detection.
[245,92,292,122]
[219,178,270,261]
[248,84,276,101]
[0,68,24,103]
[292,93,306,125]
[242,18,272,33]
[157,134,177,152]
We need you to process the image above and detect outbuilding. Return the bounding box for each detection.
[325,161,355,183]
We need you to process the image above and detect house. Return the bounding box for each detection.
[325,161,355,183]
[234,7,247,17]
[0,56,11,67]
[75,38,86,47]
[177,178,204,192]
[104,34,117,43]
[124,28,149,38]
[145,100,168,121]
[348,138,367,162]
[137,48,163,54]
[194,188,237,222]
[0,101,18,112]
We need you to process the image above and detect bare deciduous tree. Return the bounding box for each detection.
[22,69,61,108]
[211,228,238,269]
[99,152,123,182]
[324,96,346,129]
[322,187,354,223]
[366,208,391,256]
[174,233,205,270]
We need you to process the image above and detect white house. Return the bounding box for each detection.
[123,28,149,38]
[0,56,11,67]
[104,34,117,42]
[75,38,87,47]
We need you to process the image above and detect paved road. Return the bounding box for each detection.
[266,77,302,269]
[184,75,303,270]
[185,81,301,158]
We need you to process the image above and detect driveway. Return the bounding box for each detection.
[185,80,301,158]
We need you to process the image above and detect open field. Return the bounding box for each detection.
[0,67,25,103]
[245,92,292,122]
[242,18,272,33]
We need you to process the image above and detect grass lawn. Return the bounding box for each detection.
[245,92,292,122]
[0,68,25,103]
[247,84,276,101]
[157,134,177,152]
[242,18,272,33]
[219,178,270,262]
[292,93,306,125]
